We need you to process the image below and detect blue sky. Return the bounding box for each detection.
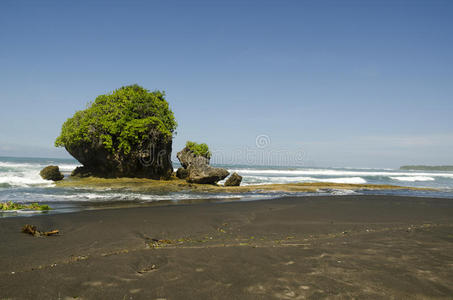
[0,0,452,168]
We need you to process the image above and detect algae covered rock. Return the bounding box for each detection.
[225,172,242,186]
[55,85,177,179]
[176,167,189,179]
[177,141,229,184]
[39,166,64,181]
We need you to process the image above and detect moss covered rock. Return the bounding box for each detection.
[39,166,64,181]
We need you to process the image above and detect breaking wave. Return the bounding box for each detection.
[390,176,436,182]
[238,176,367,185]
[0,159,80,188]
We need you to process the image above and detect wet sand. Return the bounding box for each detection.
[1,195,453,299]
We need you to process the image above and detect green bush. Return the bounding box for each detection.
[55,84,177,154]
[186,141,211,158]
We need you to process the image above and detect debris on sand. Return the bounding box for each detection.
[22,224,59,237]
[137,264,158,274]
[148,238,174,249]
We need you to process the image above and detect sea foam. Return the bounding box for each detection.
[228,168,453,178]
[390,176,435,182]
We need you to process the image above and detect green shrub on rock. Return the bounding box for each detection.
[186,141,211,159]
[55,84,177,155]
[54,85,177,179]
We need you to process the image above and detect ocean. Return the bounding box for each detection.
[1,156,453,217]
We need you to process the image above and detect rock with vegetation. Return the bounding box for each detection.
[177,141,211,168]
[177,141,229,184]
[55,85,177,179]
[224,172,242,186]
[39,165,64,181]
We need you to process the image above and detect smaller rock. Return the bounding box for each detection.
[39,166,64,181]
[187,164,229,184]
[176,167,189,179]
[224,172,242,186]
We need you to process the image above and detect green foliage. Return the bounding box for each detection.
[55,84,177,154]
[186,141,211,158]
[0,201,51,211]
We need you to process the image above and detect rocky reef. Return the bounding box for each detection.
[55,85,176,179]
[177,142,229,184]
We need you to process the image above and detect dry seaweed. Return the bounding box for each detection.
[22,224,59,237]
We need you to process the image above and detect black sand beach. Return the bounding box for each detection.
[1,195,453,299]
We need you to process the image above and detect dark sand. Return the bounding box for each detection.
[1,195,453,299]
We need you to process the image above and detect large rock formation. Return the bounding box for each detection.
[65,133,173,179]
[40,166,64,181]
[224,172,242,186]
[177,147,229,184]
[55,85,176,179]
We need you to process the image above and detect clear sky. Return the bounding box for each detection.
[0,0,452,168]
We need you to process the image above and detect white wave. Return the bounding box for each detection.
[342,167,395,171]
[0,174,54,187]
[58,164,80,172]
[1,210,46,214]
[16,191,252,203]
[0,159,80,188]
[242,176,317,183]
[0,161,79,173]
[228,168,453,178]
[17,210,47,214]
[241,176,367,185]
[329,189,358,195]
[390,176,435,182]
[319,177,367,184]
[0,162,42,169]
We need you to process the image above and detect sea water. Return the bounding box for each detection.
[1,156,453,217]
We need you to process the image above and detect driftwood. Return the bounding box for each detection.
[22,224,59,237]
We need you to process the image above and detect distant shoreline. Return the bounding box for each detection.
[400,165,453,171]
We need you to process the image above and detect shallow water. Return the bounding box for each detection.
[1,156,452,217]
